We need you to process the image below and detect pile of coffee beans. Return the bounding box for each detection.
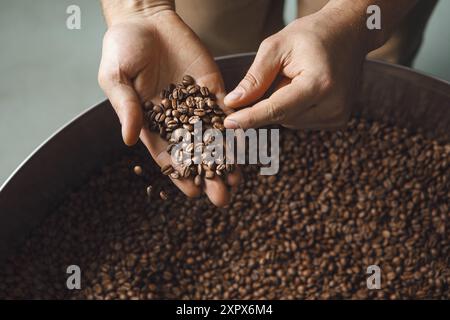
[0,118,448,299]
[142,75,235,185]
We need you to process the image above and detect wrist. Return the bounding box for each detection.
[101,0,175,26]
[315,0,381,54]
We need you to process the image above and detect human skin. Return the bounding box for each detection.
[223,0,418,129]
[98,0,417,206]
[98,0,240,207]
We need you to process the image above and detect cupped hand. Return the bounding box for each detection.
[223,10,368,130]
[98,10,239,206]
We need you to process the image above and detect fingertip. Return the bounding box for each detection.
[121,105,143,146]
[204,178,230,207]
[224,117,240,129]
[224,87,244,107]
[212,194,230,208]
[179,184,202,199]
[227,169,242,187]
[121,121,141,146]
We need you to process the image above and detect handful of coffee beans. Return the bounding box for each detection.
[141,75,235,186]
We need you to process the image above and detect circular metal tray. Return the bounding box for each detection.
[0,53,449,259]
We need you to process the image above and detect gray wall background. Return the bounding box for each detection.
[0,0,449,185]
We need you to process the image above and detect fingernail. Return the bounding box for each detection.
[224,87,244,104]
[224,117,240,129]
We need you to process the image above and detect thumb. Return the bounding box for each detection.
[99,72,143,146]
[224,39,281,108]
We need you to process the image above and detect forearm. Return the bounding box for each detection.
[100,0,175,26]
[319,0,418,53]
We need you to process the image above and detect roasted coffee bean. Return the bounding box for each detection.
[179,114,189,124]
[172,109,181,118]
[205,98,216,108]
[213,107,225,115]
[159,190,168,200]
[167,120,179,130]
[187,85,199,95]
[171,99,178,109]
[211,116,222,124]
[200,86,209,97]
[143,101,154,111]
[181,166,191,178]
[161,164,175,176]
[188,116,201,125]
[186,96,195,107]
[133,165,143,176]
[161,98,170,109]
[159,89,167,99]
[170,171,180,179]
[182,75,195,86]
[155,113,165,123]
[152,105,162,113]
[172,88,179,100]
[146,185,152,197]
[193,109,206,117]
[213,122,225,131]
[197,163,204,176]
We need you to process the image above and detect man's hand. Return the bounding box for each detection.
[98,4,239,206]
[223,0,417,130]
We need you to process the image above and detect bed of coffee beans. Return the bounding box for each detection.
[142,75,235,185]
[0,118,448,299]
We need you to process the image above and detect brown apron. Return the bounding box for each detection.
[175,0,437,66]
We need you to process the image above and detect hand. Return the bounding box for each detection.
[223,9,368,130]
[98,10,239,207]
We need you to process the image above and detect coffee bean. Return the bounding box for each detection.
[159,190,169,200]
[181,166,191,178]
[161,98,170,109]
[152,105,162,113]
[133,166,143,176]
[143,101,154,111]
[213,122,225,131]
[211,116,222,124]
[161,164,174,176]
[188,116,201,125]
[182,75,195,86]
[187,85,199,95]
[170,171,180,179]
[146,185,152,197]
[193,109,206,117]
[200,87,209,97]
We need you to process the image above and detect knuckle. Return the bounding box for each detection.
[241,72,260,91]
[260,36,279,52]
[97,69,108,88]
[318,74,335,94]
[98,66,126,89]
